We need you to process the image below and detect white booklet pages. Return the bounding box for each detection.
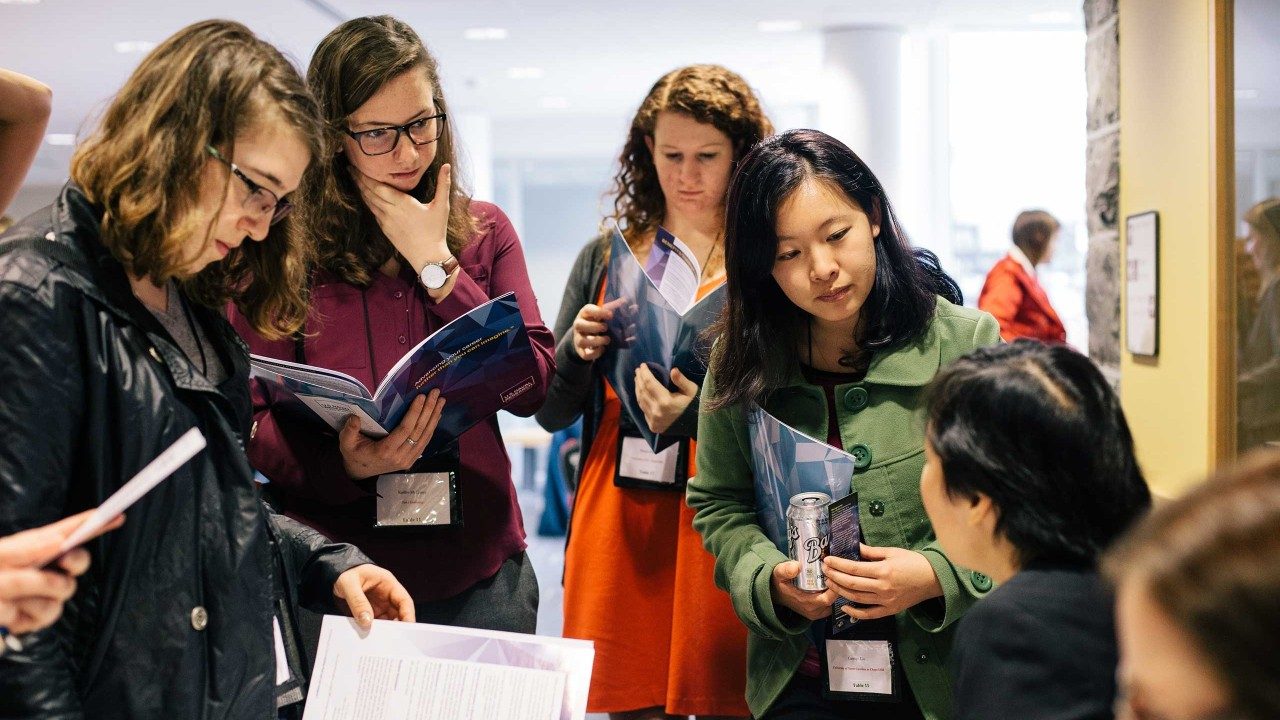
[302,616,594,720]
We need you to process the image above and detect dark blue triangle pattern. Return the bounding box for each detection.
[375,292,537,457]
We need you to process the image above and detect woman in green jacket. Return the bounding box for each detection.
[688,129,1000,719]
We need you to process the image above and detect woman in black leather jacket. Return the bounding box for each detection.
[0,21,414,720]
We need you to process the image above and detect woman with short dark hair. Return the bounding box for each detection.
[921,339,1152,719]
[977,209,1067,343]
[689,128,1001,719]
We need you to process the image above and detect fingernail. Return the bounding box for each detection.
[359,611,373,625]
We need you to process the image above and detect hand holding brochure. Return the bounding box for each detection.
[601,225,725,451]
[748,408,863,628]
[33,427,206,571]
[251,292,537,458]
[303,615,594,720]
[826,492,864,633]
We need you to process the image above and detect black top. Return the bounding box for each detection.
[951,562,1118,720]
[0,184,370,719]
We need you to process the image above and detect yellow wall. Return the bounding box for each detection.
[1118,0,1232,495]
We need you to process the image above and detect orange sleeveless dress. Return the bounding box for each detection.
[562,278,749,716]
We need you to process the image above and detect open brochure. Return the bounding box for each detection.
[302,616,594,720]
[250,292,537,457]
[600,224,725,451]
[746,406,857,553]
[748,408,865,629]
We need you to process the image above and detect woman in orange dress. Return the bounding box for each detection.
[536,65,772,719]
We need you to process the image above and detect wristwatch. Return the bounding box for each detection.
[419,255,459,290]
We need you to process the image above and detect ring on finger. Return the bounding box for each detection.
[405,437,418,446]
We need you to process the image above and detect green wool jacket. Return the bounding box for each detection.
[688,297,1001,719]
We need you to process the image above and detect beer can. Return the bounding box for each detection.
[787,492,831,592]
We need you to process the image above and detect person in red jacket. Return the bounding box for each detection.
[977,209,1067,343]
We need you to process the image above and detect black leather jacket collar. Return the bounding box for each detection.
[0,183,370,720]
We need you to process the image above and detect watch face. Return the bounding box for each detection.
[421,263,448,289]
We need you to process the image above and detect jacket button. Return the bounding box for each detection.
[148,347,163,363]
[394,290,404,299]
[868,500,886,517]
[916,649,930,664]
[972,571,993,592]
[190,606,208,631]
[843,386,869,412]
[398,335,407,344]
[850,444,872,470]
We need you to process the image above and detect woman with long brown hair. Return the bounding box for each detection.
[232,15,555,635]
[0,20,411,719]
[1237,198,1280,449]
[536,65,771,719]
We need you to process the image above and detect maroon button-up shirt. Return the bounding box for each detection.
[229,201,556,601]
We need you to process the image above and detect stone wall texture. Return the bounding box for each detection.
[1085,0,1121,381]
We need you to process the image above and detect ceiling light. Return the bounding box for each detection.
[757,20,802,33]
[114,40,157,54]
[0,0,42,5]
[464,27,508,41]
[508,67,545,80]
[1028,11,1074,24]
[45,134,76,146]
[1236,88,1260,101]
[540,97,570,110]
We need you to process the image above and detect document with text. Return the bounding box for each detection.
[303,616,594,720]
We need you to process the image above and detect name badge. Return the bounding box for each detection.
[375,471,459,528]
[825,638,895,697]
[613,433,689,490]
[619,436,679,484]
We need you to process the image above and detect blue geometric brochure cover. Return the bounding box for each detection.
[747,406,857,554]
[600,225,725,451]
[250,292,537,458]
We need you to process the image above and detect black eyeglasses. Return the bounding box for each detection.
[204,145,293,225]
[342,112,447,156]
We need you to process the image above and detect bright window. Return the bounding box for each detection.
[947,30,1089,348]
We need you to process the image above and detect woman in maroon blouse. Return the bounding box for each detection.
[229,15,555,634]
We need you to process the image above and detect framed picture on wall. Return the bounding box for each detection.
[1126,210,1160,357]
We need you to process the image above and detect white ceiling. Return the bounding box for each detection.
[3,0,1086,185]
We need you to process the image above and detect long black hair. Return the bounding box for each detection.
[707,129,960,410]
[927,340,1151,566]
